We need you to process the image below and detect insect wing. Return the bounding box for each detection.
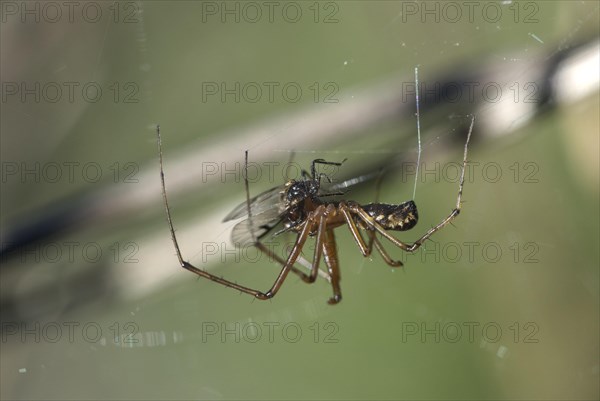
[325,170,382,193]
[230,209,282,247]
[222,185,284,222]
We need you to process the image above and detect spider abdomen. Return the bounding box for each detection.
[362,201,419,231]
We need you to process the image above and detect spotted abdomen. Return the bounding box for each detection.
[362,201,419,231]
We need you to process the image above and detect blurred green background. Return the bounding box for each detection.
[1,1,598,400]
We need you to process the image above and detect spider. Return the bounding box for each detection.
[157,116,474,304]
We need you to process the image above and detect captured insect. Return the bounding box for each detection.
[157,117,473,304]
[158,68,474,304]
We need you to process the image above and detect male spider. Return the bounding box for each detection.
[158,116,474,304]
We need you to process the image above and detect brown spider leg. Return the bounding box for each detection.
[266,233,321,280]
[340,206,371,256]
[345,114,474,254]
[322,227,342,304]
[252,209,329,285]
[350,206,456,253]
[303,211,327,283]
[340,205,403,267]
[371,234,403,267]
[265,205,340,303]
[256,206,326,299]
[291,253,332,282]
[362,168,404,267]
[157,126,270,299]
[365,230,376,256]
[268,227,320,280]
[242,150,321,283]
[253,242,331,283]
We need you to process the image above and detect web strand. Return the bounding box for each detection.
[412,66,422,201]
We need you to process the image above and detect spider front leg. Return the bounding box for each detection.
[252,208,324,299]
[252,206,328,286]
[159,126,322,301]
[158,126,271,300]
[255,206,342,304]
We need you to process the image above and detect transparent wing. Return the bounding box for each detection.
[230,211,283,247]
[325,170,382,193]
[222,185,284,222]
[224,184,286,247]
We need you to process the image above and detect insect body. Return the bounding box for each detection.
[158,116,474,304]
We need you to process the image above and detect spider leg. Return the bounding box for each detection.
[294,253,332,283]
[368,167,386,254]
[255,206,325,299]
[345,203,451,253]
[159,127,322,301]
[343,114,474,254]
[304,210,327,283]
[371,233,404,267]
[365,168,404,267]
[158,126,271,299]
[241,149,327,290]
[253,207,328,285]
[322,227,342,304]
[271,203,341,303]
[340,204,403,266]
[340,205,371,255]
